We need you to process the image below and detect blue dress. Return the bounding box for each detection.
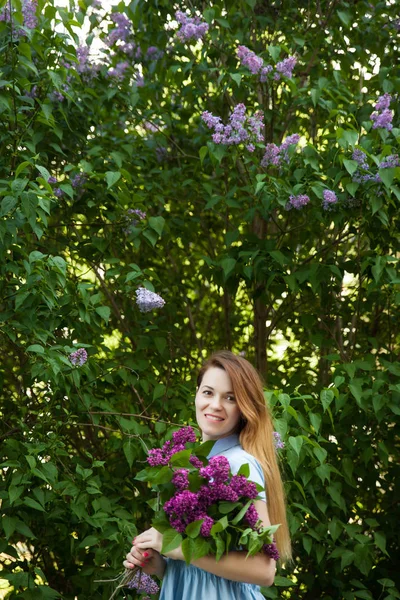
[159,434,267,600]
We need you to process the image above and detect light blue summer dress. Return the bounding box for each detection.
[159,433,267,600]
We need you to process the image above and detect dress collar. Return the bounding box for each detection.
[208,433,240,458]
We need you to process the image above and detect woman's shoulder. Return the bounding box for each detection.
[223,445,264,476]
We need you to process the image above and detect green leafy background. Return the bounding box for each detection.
[0,0,399,598]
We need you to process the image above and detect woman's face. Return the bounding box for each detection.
[195,367,241,441]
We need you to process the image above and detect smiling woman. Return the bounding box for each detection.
[123,351,291,599]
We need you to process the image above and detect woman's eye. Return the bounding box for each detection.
[227,396,236,402]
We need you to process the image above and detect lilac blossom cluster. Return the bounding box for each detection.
[135,287,165,313]
[69,348,88,366]
[273,431,285,450]
[21,0,38,30]
[261,134,300,167]
[124,208,146,233]
[107,61,129,81]
[147,426,196,466]
[241,498,281,560]
[351,149,399,184]
[120,42,142,60]
[371,93,393,131]
[202,104,264,152]
[146,46,164,61]
[126,570,160,594]
[71,173,87,189]
[164,455,260,536]
[175,10,209,42]
[237,46,296,82]
[106,13,131,47]
[322,190,338,211]
[286,194,310,210]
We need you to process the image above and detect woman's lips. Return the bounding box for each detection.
[204,414,224,422]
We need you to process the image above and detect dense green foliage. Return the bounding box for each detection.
[0,0,399,598]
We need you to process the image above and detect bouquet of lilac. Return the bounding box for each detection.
[136,426,279,565]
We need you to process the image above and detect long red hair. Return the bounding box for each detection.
[197,350,291,561]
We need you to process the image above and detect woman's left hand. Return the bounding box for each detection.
[133,527,163,553]
[133,527,184,561]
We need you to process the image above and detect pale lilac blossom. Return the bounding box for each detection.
[379,154,399,169]
[273,431,285,450]
[275,56,297,79]
[127,571,159,594]
[237,45,263,74]
[322,190,338,210]
[286,194,310,210]
[135,287,165,313]
[69,348,88,366]
[175,10,208,42]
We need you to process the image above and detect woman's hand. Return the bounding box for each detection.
[132,527,163,553]
[123,545,166,577]
[133,527,184,561]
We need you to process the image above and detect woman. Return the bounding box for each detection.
[123,351,291,598]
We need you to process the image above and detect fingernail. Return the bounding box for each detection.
[141,562,145,567]
[143,552,149,558]
[129,564,135,569]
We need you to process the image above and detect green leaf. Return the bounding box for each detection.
[0,196,17,217]
[95,306,111,323]
[232,501,251,525]
[220,257,236,279]
[288,436,303,456]
[378,168,395,188]
[152,466,173,484]
[181,536,194,563]
[337,10,351,26]
[169,449,191,467]
[195,440,215,457]
[230,73,241,87]
[26,344,45,354]
[161,529,182,554]
[185,519,203,538]
[36,165,51,181]
[237,463,250,478]
[148,216,165,236]
[105,171,121,189]
[268,45,281,62]
[123,440,135,468]
[374,531,388,555]
[343,159,358,175]
[199,146,208,165]
[320,389,334,411]
[79,535,99,548]
[24,497,46,512]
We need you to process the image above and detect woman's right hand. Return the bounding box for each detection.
[123,545,166,577]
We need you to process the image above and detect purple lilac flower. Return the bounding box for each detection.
[352,172,381,184]
[126,571,159,594]
[50,91,65,102]
[172,469,190,491]
[48,176,58,184]
[229,474,258,499]
[200,455,230,483]
[164,490,204,530]
[202,104,264,148]
[200,516,214,537]
[107,61,129,80]
[121,42,141,60]
[54,187,64,198]
[69,348,88,366]
[352,149,369,170]
[175,10,209,42]
[22,0,38,29]
[189,455,203,469]
[262,134,300,167]
[106,12,131,47]
[245,503,260,528]
[379,154,399,169]
[286,194,310,210]
[135,288,165,313]
[0,6,11,21]
[71,173,87,188]
[371,108,393,131]
[260,65,273,82]
[375,93,392,111]
[261,144,281,167]
[275,56,297,79]
[273,431,285,450]
[322,190,338,210]
[146,46,164,60]
[263,541,280,561]
[172,426,196,445]
[237,45,263,74]
[25,85,37,99]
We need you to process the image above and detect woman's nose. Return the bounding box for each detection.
[209,394,223,409]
